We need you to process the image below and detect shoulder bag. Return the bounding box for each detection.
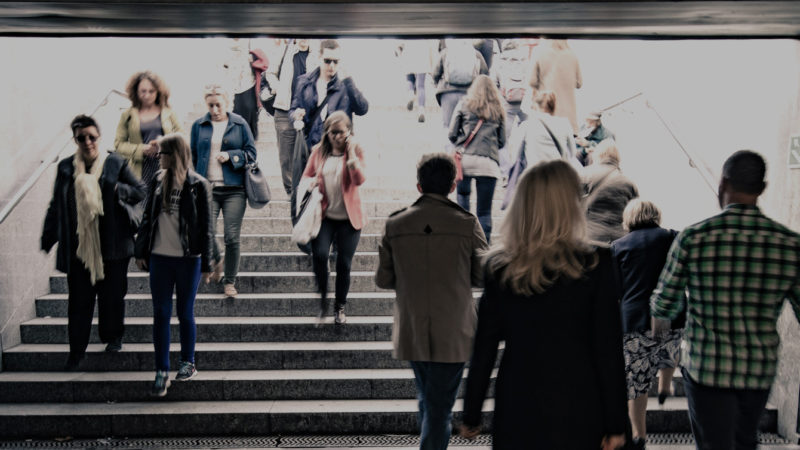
[244,154,271,209]
[453,118,484,183]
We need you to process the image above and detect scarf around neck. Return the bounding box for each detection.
[73,149,108,285]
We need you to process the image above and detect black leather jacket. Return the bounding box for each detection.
[41,152,146,274]
[134,169,214,272]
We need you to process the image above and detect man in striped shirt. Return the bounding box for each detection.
[651,150,800,450]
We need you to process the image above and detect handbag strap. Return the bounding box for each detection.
[538,117,564,157]
[461,118,484,150]
[304,94,331,136]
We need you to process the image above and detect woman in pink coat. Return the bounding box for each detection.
[301,111,366,325]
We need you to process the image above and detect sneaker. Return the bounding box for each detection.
[406,98,414,111]
[224,283,238,298]
[151,371,171,397]
[334,306,347,324]
[418,113,425,123]
[105,338,122,353]
[631,437,646,450]
[175,361,197,382]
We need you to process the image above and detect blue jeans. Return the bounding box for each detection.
[406,73,427,108]
[410,361,465,450]
[457,176,496,243]
[682,368,770,450]
[440,91,466,129]
[211,187,246,285]
[311,218,361,307]
[149,255,201,372]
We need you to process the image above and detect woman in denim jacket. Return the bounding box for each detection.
[190,84,257,298]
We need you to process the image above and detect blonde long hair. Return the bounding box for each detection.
[158,133,192,209]
[486,159,596,295]
[462,74,505,122]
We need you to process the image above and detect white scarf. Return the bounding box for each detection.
[73,149,108,285]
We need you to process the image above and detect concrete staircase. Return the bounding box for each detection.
[0,107,778,439]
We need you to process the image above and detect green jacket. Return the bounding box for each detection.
[114,106,183,179]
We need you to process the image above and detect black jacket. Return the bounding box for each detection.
[134,169,215,272]
[41,152,146,274]
[611,225,682,333]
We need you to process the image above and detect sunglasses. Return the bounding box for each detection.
[74,135,99,143]
[323,58,339,65]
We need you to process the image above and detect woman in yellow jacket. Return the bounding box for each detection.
[115,71,183,184]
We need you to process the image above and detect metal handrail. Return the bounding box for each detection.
[600,91,718,196]
[0,89,128,226]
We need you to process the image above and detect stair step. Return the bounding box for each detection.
[0,368,479,402]
[240,199,508,218]
[218,216,501,235]
[229,233,380,252]
[36,292,402,317]
[20,316,395,344]
[0,397,777,438]
[2,341,407,371]
[49,271,385,294]
[129,252,379,272]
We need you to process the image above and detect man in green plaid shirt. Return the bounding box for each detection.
[651,150,800,450]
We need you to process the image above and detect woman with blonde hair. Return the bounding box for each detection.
[115,71,183,184]
[190,84,257,297]
[448,74,506,242]
[461,159,627,450]
[611,199,682,450]
[135,133,214,397]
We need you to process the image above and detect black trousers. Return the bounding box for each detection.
[233,84,259,140]
[683,368,770,450]
[66,258,129,358]
[311,218,361,307]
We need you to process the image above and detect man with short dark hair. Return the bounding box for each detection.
[376,153,488,450]
[651,150,800,450]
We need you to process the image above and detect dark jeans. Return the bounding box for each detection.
[406,73,427,107]
[456,176,496,243]
[211,187,247,285]
[410,361,465,450]
[682,368,770,450]
[66,258,129,359]
[311,218,361,308]
[273,109,296,195]
[149,254,201,372]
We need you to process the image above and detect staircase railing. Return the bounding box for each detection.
[601,91,718,196]
[0,89,129,226]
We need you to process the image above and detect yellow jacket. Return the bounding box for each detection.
[114,106,183,179]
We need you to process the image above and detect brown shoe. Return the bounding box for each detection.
[224,283,238,298]
[211,257,224,283]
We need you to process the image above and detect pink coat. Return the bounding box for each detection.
[302,142,366,230]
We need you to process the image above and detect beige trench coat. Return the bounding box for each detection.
[375,194,488,363]
[529,43,583,134]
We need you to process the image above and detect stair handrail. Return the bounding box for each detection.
[600,91,718,196]
[0,88,128,226]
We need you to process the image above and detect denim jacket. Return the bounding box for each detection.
[190,111,257,187]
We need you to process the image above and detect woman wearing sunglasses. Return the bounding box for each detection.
[300,111,366,325]
[135,133,214,397]
[114,71,183,185]
[190,84,257,298]
[42,115,146,370]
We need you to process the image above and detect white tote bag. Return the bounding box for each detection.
[291,182,323,246]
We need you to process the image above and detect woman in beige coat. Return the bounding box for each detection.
[115,71,183,184]
[529,39,582,134]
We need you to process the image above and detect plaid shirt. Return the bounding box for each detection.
[651,204,800,389]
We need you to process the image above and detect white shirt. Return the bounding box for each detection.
[322,154,348,220]
[207,120,228,184]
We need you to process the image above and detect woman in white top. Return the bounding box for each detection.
[514,90,578,169]
[301,111,366,325]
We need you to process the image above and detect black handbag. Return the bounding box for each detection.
[117,196,143,232]
[244,155,271,209]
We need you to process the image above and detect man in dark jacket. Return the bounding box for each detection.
[41,115,146,370]
[289,39,369,149]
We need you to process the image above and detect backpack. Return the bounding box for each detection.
[444,43,480,86]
